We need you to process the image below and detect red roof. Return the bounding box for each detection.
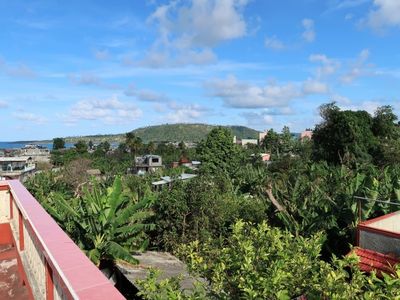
[179,156,190,164]
[350,247,400,277]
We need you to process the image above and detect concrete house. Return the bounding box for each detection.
[133,154,163,175]
[300,130,313,140]
[18,144,51,163]
[0,157,35,181]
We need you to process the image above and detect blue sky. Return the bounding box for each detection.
[1,0,400,141]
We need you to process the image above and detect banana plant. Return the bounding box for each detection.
[50,176,154,267]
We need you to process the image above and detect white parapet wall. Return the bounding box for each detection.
[358,211,400,257]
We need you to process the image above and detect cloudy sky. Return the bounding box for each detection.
[1,0,400,140]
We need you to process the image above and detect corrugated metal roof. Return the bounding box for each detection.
[350,247,400,277]
[152,173,197,186]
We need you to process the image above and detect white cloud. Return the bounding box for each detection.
[94,49,110,60]
[302,18,315,42]
[367,0,400,29]
[70,73,121,89]
[142,0,249,67]
[359,48,370,61]
[205,73,332,109]
[264,35,285,50]
[65,96,142,125]
[165,102,208,123]
[341,100,382,114]
[15,19,51,30]
[0,56,36,81]
[302,79,329,94]
[329,0,369,11]
[5,63,36,79]
[332,94,352,105]
[125,84,208,122]
[205,75,301,108]
[340,49,372,83]
[242,111,275,126]
[309,54,341,78]
[125,84,170,102]
[149,0,248,48]
[175,49,217,66]
[13,111,46,124]
[0,100,8,108]
[140,48,217,68]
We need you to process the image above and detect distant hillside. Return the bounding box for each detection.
[55,123,258,144]
[131,123,259,143]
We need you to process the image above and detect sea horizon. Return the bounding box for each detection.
[0,141,74,150]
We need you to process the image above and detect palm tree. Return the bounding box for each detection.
[125,132,142,157]
[147,141,156,154]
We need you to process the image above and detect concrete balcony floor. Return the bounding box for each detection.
[0,223,33,299]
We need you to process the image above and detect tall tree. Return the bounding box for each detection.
[312,103,377,164]
[372,106,400,165]
[125,132,143,157]
[147,141,156,154]
[372,105,399,139]
[53,137,65,150]
[280,126,294,155]
[197,127,243,177]
[261,129,280,157]
[74,140,88,154]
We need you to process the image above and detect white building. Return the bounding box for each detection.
[19,144,51,163]
[0,156,35,181]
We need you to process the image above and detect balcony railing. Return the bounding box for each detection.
[0,180,125,299]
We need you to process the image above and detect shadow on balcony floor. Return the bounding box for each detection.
[0,223,32,299]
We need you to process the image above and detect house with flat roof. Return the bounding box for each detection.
[133,154,163,175]
[233,136,258,147]
[0,157,35,181]
[300,130,313,140]
[259,129,269,142]
[18,144,50,163]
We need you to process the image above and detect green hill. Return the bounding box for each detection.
[58,123,259,144]
[131,123,259,143]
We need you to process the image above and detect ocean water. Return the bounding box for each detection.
[0,142,74,150]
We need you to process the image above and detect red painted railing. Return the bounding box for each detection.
[0,180,125,300]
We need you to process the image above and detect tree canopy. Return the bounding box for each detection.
[197,127,243,177]
[312,103,400,165]
[53,137,65,150]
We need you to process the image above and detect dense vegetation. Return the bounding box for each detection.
[25,103,400,299]
[130,124,259,143]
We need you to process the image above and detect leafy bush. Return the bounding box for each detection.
[178,221,400,300]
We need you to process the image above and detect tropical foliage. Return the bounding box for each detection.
[312,103,400,165]
[34,177,154,267]
[178,220,400,300]
[197,127,244,177]
[25,103,400,298]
